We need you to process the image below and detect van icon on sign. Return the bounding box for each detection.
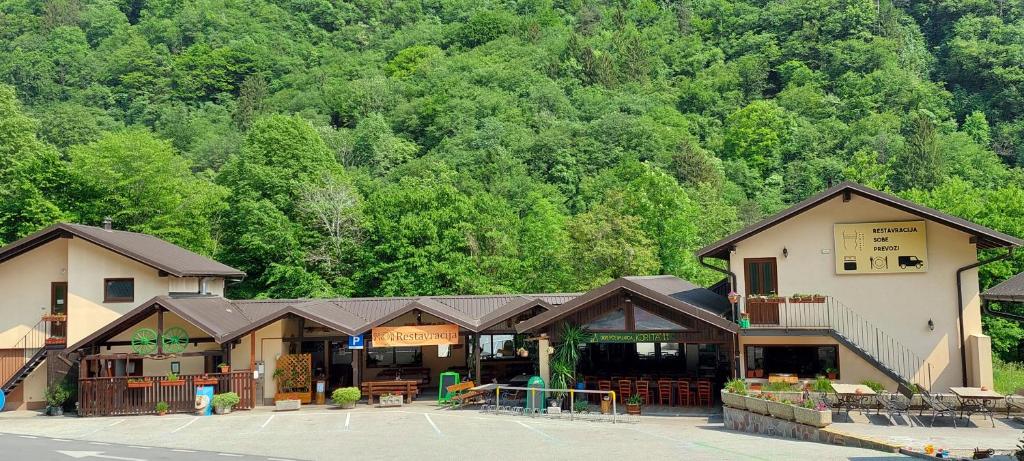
[898,256,924,269]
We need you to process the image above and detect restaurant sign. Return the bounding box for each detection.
[590,332,686,343]
[371,324,460,347]
[833,220,927,275]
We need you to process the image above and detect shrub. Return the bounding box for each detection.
[331,387,361,405]
[45,383,71,407]
[765,381,797,392]
[573,399,589,413]
[212,392,240,409]
[860,380,885,393]
[155,401,169,413]
[724,378,747,395]
[627,393,643,405]
[811,377,832,392]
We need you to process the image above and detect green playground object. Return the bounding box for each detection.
[526,375,545,413]
[438,371,460,404]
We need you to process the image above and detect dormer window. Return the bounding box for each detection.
[104,278,134,303]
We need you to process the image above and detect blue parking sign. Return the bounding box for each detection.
[348,334,364,349]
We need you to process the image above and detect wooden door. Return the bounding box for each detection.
[744,258,779,325]
[51,282,67,339]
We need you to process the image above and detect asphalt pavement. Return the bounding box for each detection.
[0,432,293,461]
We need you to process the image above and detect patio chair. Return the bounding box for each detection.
[677,379,692,406]
[1007,395,1024,418]
[657,379,672,406]
[696,380,712,408]
[875,392,912,426]
[617,379,632,405]
[917,385,957,428]
[636,380,651,405]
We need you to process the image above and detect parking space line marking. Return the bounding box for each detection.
[89,442,111,446]
[170,416,199,433]
[217,454,242,457]
[345,412,351,430]
[17,435,37,439]
[172,449,196,453]
[515,421,554,441]
[268,458,295,461]
[51,438,70,442]
[128,446,150,449]
[260,414,275,430]
[424,414,442,435]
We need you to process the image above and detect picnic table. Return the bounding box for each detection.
[830,384,876,414]
[949,387,1003,427]
[361,380,419,404]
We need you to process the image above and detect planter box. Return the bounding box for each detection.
[789,297,825,304]
[160,380,185,387]
[720,390,746,410]
[194,379,218,386]
[626,404,641,415]
[126,381,152,389]
[794,406,831,427]
[339,401,356,410]
[744,396,769,415]
[275,399,300,411]
[275,392,312,404]
[45,338,66,345]
[767,401,795,421]
[378,395,404,407]
[214,406,232,415]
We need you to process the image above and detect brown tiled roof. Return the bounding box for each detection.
[983,272,1024,303]
[697,182,1024,260]
[0,223,245,278]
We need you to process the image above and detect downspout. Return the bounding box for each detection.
[956,247,1013,386]
[700,255,740,379]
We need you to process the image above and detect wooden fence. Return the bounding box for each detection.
[78,371,255,417]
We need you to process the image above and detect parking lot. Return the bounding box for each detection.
[0,404,909,460]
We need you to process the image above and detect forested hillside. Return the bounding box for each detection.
[3,0,1024,357]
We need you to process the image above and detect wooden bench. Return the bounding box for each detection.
[446,381,484,408]
[361,380,419,404]
[374,367,431,386]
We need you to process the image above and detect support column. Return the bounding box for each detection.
[156,308,164,355]
[249,333,256,373]
[474,334,481,383]
[538,334,550,385]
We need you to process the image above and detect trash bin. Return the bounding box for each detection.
[526,375,545,413]
[315,380,326,405]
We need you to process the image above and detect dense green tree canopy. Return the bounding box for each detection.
[3,0,1024,357]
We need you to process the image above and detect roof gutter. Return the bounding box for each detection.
[956,247,1013,386]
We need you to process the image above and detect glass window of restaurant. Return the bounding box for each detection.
[744,345,838,378]
[366,340,422,368]
[579,342,719,377]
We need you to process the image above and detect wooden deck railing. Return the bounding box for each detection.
[78,371,255,417]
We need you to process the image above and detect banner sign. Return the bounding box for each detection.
[834,220,927,275]
[371,324,460,347]
[590,332,686,343]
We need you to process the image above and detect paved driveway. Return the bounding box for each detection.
[0,405,908,461]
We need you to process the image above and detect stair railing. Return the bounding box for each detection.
[1,318,51,389]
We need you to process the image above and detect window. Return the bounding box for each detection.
[745,345,838,378]
[366,342,422,368]
[584,309,627,330]
[437,344,451,358]
[104,278,134,303]
[634,307,688,330]
[479,334,516,360]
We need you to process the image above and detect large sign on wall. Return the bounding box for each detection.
[371,324,461,347]
[833,220,928,274]
[590,332,687,343]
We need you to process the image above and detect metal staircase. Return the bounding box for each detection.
[1,319,65,396]
[746,297,925,388]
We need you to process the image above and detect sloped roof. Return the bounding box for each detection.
[0,223,245,278]
[983,272,1024,303]
[697,182,1024,260]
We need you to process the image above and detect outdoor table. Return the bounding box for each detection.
[949,387,1003,427]
[830,384,876,414]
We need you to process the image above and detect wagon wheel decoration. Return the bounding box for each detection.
[161,326,189,354]
[130,328,159,356]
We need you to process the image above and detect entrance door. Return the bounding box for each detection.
[51,282,67,340]
[744,258,779,325]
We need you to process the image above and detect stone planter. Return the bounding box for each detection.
[214,405,232,415]
[339,401,356,409]
[744,396,769,415]
[275,399,301,411]
[720,390,746,410]
[767,401,795,421]
[378,395,403,407]
[793,406,831,427]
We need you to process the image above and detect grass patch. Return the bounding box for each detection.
[994,358,1024,395]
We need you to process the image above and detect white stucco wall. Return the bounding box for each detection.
[0,239,67,346]
[730,194,986,389]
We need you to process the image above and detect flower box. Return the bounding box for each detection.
[41,314,67,322]
[126,380,152,389]
[794,406,832,427]
[194,379,218,386]
[720,390,746,410]
[275,399,301,411]
[744,395,769,415]
[767,400,795,421]
[159,380,185,387]
[45,337,66,345]
[378,394,404,407]
[789,296,826,304]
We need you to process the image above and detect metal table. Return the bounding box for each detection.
[949,387,1003,427]
[830,383,876,414]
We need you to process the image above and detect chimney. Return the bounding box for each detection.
[102,217,113,231]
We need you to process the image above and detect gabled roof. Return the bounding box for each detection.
[983,272,1024,303]
[515,276,739,334]
[0,223,245,278]
[697,182,1024,260]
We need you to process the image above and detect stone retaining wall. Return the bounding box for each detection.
[723,407,902,453]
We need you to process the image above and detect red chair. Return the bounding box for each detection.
[657,379,672,406]
[597,379,612,403]
[635,380,651,405]
[677,379,692,406]
[696,380,712,407]
[617,379,632,405]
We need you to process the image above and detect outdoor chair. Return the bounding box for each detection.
[696,380,712,408]
[917,385,957,428]
[1007,395,1024,418]
[636,380,651,405]
[617,380,632,405]
[875,392,912,426]
[657,379,672,406]
[677,379,692,406]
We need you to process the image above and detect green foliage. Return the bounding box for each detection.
[45,383,71,407]
[332,387,361,405]
[995,358,1024,396]
[212,392,241,409]
[724,379,747,395]
[550,323,591,396]
[155,401,169,413]
[764,382,798,392]
[627,393,643,406]
[811,377,833,393]
[860,380,885,393]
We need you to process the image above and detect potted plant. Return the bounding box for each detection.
[824,368,838,380]
[753,368,764,378]
[794,399,832,427]
[45,383,70,416]
[767,397,796,421]
[212,392,240,414]
[218,363,230,373]
[155,401,169,416]
[160,372,184,387]
[739,312,750,329]
[720,379,747,410]
[378,392,403,407]
[745,392,770,415]
[517,347,529,358]
[626,393,643,415]
[194,374,218,386]
[126,377,152,389]
[331,387,360,409]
